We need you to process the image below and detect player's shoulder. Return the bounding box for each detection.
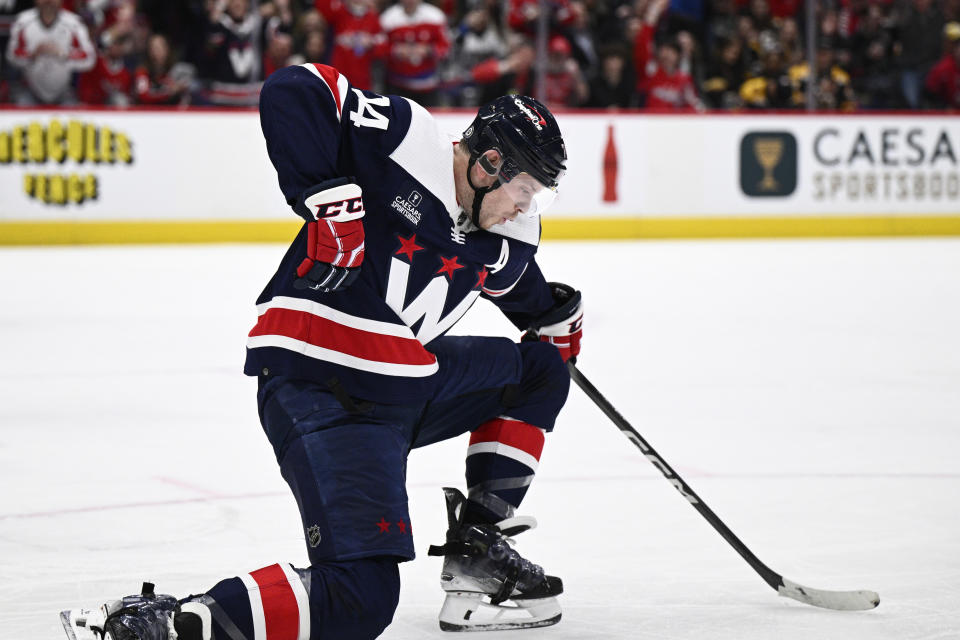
[387,97,460,214]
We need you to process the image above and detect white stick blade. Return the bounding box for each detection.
[778,578,880,611]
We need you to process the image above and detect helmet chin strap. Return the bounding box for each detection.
[466,154,501,227]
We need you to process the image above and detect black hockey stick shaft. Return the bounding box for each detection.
[567,361,784,591]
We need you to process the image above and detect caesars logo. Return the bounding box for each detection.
[740,132,798,197]
[811,127,958,201]
[0,119,134,205]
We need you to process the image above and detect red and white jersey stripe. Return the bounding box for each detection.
[238,563,310,640]
[481,264,527,299]
[301,63,350,121]
[248,296,439,377]
[468,416,545,471]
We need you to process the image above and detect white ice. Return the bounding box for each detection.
[1,239,959,640]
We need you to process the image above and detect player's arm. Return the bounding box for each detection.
[259,64,367,292]
[484,257,584,363]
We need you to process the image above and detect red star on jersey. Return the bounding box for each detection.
[396,520,407,533]
[436,255,465,280]
[395,234,424,262]
[474,266,489,290]
[376,518,391,533]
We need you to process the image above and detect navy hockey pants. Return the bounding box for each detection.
[195,336,569,640]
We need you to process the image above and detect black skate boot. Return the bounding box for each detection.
[60,582,210,640]
[427,487,563,631]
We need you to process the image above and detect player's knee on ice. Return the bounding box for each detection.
[201,557,400,640]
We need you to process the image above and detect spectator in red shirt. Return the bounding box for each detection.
[5,0,96,104]
[507,0,577,38]
[315,0,387,92]
[380,0,450,105]
[544,34,587,107]
[634,0,703,110]
[77,29,134,105]
[925,24,960,108]
[134,32,191,105]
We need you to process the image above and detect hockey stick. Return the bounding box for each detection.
[567,361,879,611]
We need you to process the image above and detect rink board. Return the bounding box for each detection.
[1,109,958,243]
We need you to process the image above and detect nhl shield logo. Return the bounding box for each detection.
[307,525,322,547]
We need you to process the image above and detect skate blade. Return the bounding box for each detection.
[439,592,562,632]
[61,609,97,640]
[61,608,110,640]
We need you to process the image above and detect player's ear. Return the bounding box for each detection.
[474,150,502,186]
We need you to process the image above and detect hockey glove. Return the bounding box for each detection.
[524,282,583,363]
[293,178,366,292]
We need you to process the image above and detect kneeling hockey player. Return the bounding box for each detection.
[61,63,583,640]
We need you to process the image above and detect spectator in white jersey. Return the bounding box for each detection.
[5,0,95,104]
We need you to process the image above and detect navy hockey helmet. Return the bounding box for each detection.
[462,95,567,223]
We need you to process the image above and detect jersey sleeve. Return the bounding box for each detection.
[258,63,351,212]
[6,15,30,70]
[481,240,554,331]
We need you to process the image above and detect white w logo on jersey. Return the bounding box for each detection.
[385,258,480,344]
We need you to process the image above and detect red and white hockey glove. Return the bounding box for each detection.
[293,178,366,292]
[524,282,583,363]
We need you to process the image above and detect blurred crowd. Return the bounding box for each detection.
[1,0,957,110]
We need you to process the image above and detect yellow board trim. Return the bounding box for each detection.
[2,216,960,246]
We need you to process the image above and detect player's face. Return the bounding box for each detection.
[477,188,523,229]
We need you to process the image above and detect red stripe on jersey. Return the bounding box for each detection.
[249,307,436,366]
[250,564,299,640]
[470,418,545,460]
[311,64,343,115]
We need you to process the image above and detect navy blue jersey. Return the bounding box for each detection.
[245,64,555,403]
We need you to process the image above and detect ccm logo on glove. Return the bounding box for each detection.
[294,178,366,292]
[313,196,364,219]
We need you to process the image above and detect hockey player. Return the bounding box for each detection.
[60,63,582,640]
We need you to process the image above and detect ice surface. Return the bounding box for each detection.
[1,239,958,640]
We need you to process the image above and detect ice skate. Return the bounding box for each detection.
[60,582,210,640]
[428,488,563,632]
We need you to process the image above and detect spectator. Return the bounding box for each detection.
[586,45,635,108]
[467,34,535,104]
[925,22,960,108]
[507,0,577,38]
[134,32,192,105]
[315,0,387,92]
[850,3,899,108]
[301,27,327,63]
[451,6,506,105]
[898,0,944,108]
[195,0,263,106]
[739,47,792,108]
[380,0,450,105]
[703,36,746,108]
[263,28,296,77]
[778,16,802,65]
[788,40,856,110]
[77,30,133,105]
[634,0,703,110]
[455,6,504,70]
[5,0,95,104]
[543,33,588,107]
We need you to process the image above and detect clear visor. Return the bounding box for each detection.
[497,172,558,216]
